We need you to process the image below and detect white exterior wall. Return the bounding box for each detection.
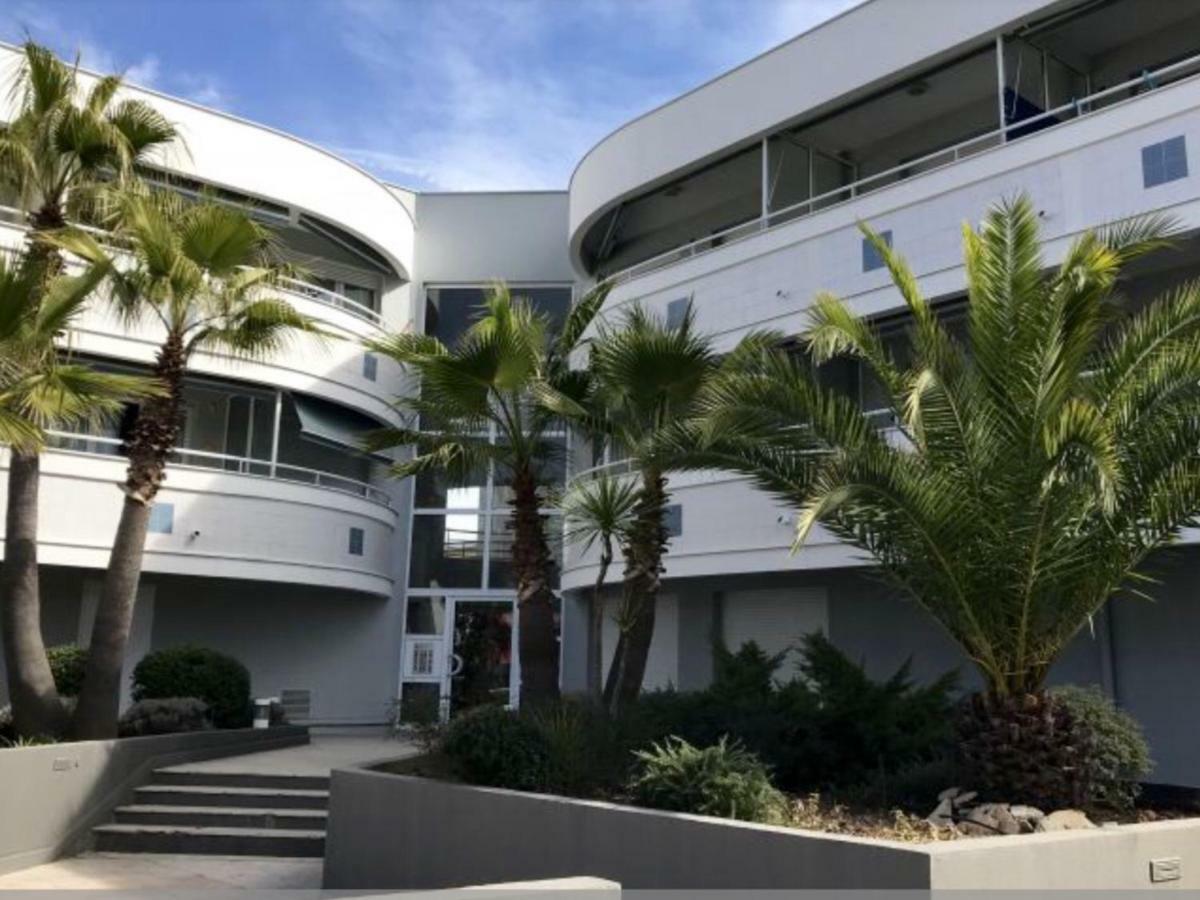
[564,65,1200,592]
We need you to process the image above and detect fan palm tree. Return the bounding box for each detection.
[558,306,774,711]
[0,41,176,737]
[50,191,321,738]
[693,195,1198,798]
[0,250,159,737]
[367,283,610,707]
[558,472,638,700]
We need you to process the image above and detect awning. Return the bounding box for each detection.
[291,393,388,459]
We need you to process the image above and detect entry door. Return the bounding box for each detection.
[444,597,517,716]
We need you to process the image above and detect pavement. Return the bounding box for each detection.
[159,734,416,777]
[0,734,418,892]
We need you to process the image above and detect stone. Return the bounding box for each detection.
[1036,809,1097,832]
[925,798,955,827]
[1009,804,1045,833]
[960,802,1021,836]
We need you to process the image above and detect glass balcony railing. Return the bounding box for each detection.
[45,430,392,506]
[602,49,1200,288]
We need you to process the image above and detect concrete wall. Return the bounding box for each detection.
[149,574,403,727]
[323,769,932,890]
[0,726,307,876]
[325,769,1200,890]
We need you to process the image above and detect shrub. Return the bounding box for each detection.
[0,705,13,743]
[46,645,88,697]
[132,646,252,729]
[441,705,551,791]
[956,686,1152,812]
[118,697,211,737]
[629,736,786,823]
[1052,684,1152,811]
[709,640,787,702]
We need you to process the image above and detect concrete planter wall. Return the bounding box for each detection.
[324,768,1200,891]
[0,725,307,875]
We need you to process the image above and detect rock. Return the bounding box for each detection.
[925,798,955,827]
[1036,809,1097,832]
[1009,804,1045,833]
[960,802,1021,836]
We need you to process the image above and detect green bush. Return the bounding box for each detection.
[118,697,211,737]
[629,736,786,823]
[441,705,551,791]
[1051,685,1152,810]
[46,645,88,697]
[619,634,958,796]
[132,646,252,729]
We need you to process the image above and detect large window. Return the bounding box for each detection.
[425,285,573,345]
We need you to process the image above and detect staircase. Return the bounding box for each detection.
[92,768,329,857]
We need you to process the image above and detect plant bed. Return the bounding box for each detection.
[324,764,1200,890]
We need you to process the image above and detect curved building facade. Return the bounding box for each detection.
[3,0,1200,783]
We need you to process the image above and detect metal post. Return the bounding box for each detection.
[269,390,282,478]
[760,136,770,227]
[996,34,1008,141]
[1042,48,1050,109]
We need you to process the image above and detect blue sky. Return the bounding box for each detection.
[1,0,858,191]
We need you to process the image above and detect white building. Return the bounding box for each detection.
[3,0,1200,785]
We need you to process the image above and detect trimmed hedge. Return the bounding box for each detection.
[132,645,252,729]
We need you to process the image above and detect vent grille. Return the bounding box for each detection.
[411,642,437,676]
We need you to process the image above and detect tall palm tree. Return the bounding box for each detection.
[0,41,176,736]
[558,472,637,700]
[559,306,773,711]
[51,191,321,738]
[368,283,610,707]
[694,195,1197,798]
[0,250,159,737]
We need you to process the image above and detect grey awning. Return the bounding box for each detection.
[291,393,385,458]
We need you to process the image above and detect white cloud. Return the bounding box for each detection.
[326,0,860,191]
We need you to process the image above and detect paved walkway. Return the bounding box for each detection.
[0,735,417,891]
[161,734,416,777]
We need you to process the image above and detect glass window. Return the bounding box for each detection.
[486,514,562,589]
[343,283,377,311]
[409,514,485,588]
[425,285,573,345]
[398,682,441,724]
[767,133,811,215]
[406,596,447,635]
[415,466,488,509]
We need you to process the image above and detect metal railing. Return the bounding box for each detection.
[45,430,392,506]
[603,49,1200,288]
[0,205,385,330]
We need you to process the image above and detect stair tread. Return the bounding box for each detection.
[115,804,327,817]
[94,824,325,839]
[136,785,328,797]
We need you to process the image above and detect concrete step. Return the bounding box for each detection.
[93,823,325,857]
[150,769,330,791]
[113,804,328,831]
[133,784,329,810]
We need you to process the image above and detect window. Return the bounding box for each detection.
[664,504,683,538]
[362,353,378,382]
[148,503,174,535]
[1142,136,1188,188]
[862,230,893,272]
[348,526,365,556]
[666,297,691,330]
[343,283,377,311]
[425,285,573,345]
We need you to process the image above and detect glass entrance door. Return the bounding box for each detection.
[447,598,515,715]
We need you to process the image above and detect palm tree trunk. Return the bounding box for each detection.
[588,543,612,701]
[73,333,186,739]
[609,468,668,713]
[1,450,66,737]
[509,464,561,708]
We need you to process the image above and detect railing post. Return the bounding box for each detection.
[270,390,282,478]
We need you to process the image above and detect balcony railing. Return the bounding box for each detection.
[0,205,385,330]
[602,49,1200,288]
[45,430,392,507]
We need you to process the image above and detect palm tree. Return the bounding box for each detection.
[562,306,773,711]
[0,251,159,737]
[0,41,176,737]
[694,195,1197,799]
[50,191,320,738]
[558,472,638,700]
[368,283,610,707]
